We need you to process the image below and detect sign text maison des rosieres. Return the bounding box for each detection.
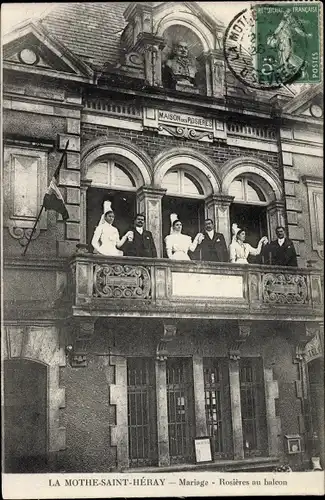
[158,110,213,130]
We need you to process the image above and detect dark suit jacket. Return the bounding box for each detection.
[122,228,157,258]
[263,238,298,267]
[199,231,228,262]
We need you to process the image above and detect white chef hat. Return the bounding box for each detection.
[98,200,114,225]
[170,213,180,234]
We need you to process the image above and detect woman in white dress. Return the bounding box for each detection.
[165,214,204,261]
[91,201,132,256]
[229,223,268,264]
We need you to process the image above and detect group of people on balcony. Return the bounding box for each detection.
[91,201,298,267]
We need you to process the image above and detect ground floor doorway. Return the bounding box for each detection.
[4,359,48,472]
[166,357,195,463]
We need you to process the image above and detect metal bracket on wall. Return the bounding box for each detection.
[66,318,96,367]
[156,322,177,361]
[228,321,251,360]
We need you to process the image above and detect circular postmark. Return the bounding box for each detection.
[224,5,309,90]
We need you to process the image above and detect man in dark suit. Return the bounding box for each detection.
[263,225,298,267]
[197,218,228,262]
[121,213,157,258]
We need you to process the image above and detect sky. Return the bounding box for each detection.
[1,2,248,34]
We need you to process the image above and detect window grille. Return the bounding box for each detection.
[204,358,232,458]
[240,359,267,457]
[166,358,194,463]
[127,358,157,467]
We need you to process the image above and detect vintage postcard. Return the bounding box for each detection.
[1,1,324,498]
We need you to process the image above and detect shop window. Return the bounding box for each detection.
[240,359,268,457]
[204,358,233,458]
[166,358,195,463]
[127,358,157,467]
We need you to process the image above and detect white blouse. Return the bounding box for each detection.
[165,233,193,261]
[91,223,123,256]
[229,241,260,264]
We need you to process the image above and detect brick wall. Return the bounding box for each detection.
[81,125,280,171]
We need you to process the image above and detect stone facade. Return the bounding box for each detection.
[2,2,323,474]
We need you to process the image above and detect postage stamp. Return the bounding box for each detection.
[255,3,321,85]
[224,2,321,89]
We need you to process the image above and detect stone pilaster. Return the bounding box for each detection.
[227,321,251,459]
[155,360,170,466]
[267,200,286,240]
[264,367,281,457]
[279,138,305,262]
[134,33,165,87]
[57,93,82,257]
[137,186,166,257]
[198,49,225,98]
[110,355,129,470]
[193,355,208,437]
[205,194,234,246]
[79,179,92,245]
[228,359,244,459]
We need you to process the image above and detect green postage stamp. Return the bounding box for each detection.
[255,2,321,85]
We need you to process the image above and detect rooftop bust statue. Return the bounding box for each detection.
[165,41,197,87]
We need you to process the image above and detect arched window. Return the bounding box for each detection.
[162,169,204,197]
[162,168,205,259]
[87,159,136,190]
[229,176,268,262]
[229,177,266,204]
[86,159,137,247]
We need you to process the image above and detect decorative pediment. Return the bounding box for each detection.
[282,83,323,119]
[2,21,94,82]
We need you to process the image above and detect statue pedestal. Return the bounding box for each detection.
[176,83,199,93]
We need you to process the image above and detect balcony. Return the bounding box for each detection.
[67,254,323,321]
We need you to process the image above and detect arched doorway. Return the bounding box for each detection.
[4,359,48,472]
[161,167,205,259]
[86,158,137,248]
[229,176,268,263]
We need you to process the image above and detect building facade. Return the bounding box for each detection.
[2,2,324,473]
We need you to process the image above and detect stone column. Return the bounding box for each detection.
[266,200,286,240]
[205,194,234,246]
[155,360,170,466]
[193,355,208,437]
[137,187,166,257]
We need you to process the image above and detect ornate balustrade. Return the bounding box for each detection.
[226,123,276,140]
[83,98,142,118]
[68,254,323,321]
